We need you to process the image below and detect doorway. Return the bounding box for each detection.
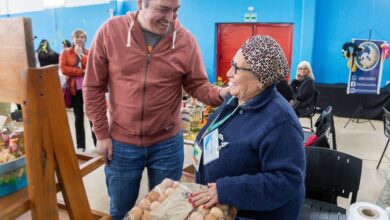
[216,23,293,82]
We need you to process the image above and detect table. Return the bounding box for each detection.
[0,153,105,219]
[316,83,390,120]
[299,199,347,220]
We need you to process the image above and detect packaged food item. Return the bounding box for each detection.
[0,126,26,197]
[0,128,25,164]
[123,179,236,220]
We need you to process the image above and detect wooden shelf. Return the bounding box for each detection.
[0,188,29,219]
[0,154,104,219]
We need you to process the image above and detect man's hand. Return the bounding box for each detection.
[219,86,230,99]
[96,138,112,165]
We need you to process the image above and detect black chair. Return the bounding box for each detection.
[300,90,320,132]
[299,199,347,220]
[377,107,390,169]
[326,106,337,150]
[305,147,362,205]
[303,106,338,150]
[314,106,337,150]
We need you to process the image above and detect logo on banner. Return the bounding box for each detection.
[356,41,380,71]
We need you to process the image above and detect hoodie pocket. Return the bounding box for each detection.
[142,110,178,136]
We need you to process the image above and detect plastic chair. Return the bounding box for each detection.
[305,147,362,205]
[304,105,337,150]
[314,106,337,150]
[301,90,320,132]
[377,107,390,169]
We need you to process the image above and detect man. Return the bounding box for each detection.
[83,0,229,219]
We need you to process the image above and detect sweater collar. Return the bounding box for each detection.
[226,85,277,110]
[126,11,180,49]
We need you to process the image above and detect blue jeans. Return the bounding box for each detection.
[105,132,184,220]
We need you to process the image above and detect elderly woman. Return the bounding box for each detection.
[60,29,96,151]
[189,36,305,219]
[290,61,316,116]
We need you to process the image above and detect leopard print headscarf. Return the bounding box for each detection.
[241,35,290,87]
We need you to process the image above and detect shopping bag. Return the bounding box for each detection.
[62,80,72,108]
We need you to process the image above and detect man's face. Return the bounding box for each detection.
[138,0,180,35]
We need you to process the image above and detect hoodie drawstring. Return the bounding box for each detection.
[126,19,134,48]
[172,31,177,49]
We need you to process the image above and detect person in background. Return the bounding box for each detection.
[36,39,59,67]
[190,36,305,220]
[83,0,229,218]
[60,29,96,152]
[62,39,72,49]
[276,79,293,102]
[290,61,316,116]
[58,39,73,85]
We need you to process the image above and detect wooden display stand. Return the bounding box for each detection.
[0,17,107,219]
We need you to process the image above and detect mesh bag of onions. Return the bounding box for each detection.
[124,178,237,220]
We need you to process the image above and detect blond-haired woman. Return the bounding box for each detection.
[291,61,315,116]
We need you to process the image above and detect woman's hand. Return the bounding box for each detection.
[74,44,84,57]
[189,183,219,208]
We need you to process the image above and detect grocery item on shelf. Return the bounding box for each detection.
[0,118,26,197]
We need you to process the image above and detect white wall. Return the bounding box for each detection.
[0,0,110,15]
[0,0,7,15]
[8,0,43,14]
[66,0,109,8]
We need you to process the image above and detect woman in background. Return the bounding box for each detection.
[60,29,96,151]
[290,61,315,116]
[276,79,293,102]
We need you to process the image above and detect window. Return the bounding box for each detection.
[43,0,65,8]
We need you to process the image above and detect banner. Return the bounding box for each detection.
[347,39,385,94]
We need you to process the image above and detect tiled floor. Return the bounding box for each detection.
[302,115,388,209]
[18,110,390,219]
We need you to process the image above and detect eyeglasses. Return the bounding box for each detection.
[298,67,308,71]
[231,60,251,74]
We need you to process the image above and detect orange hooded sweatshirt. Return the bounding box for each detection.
[83,11,223,147]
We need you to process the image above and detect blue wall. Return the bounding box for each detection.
[313,0,390,87]
[295,0,316,65]
[1,3,115,53]
[2,0,390,86]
